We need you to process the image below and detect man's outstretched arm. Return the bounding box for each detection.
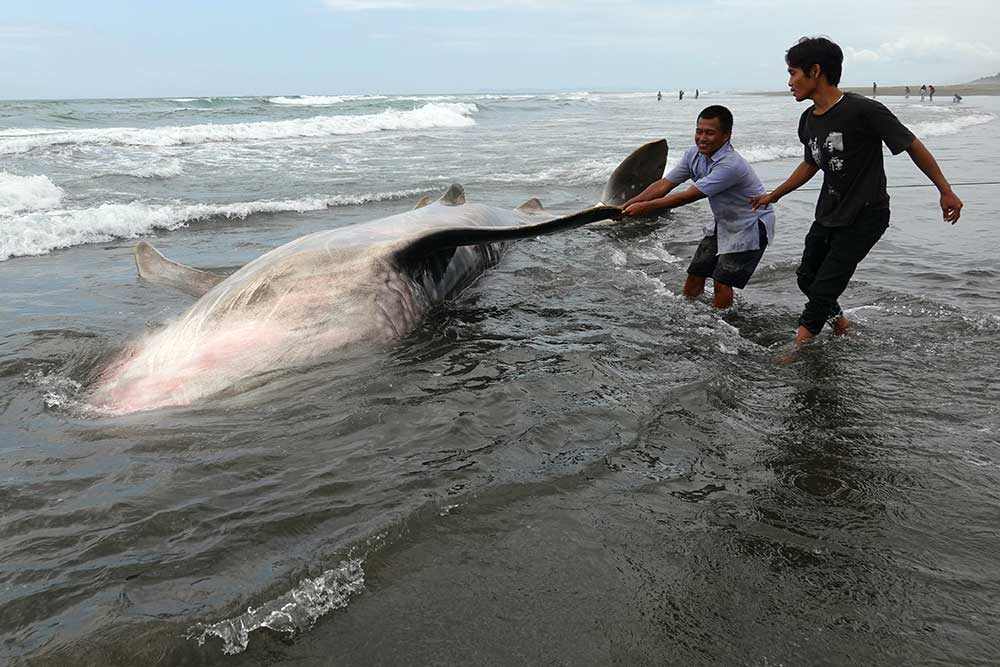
[750,160,818,210]
[622,185,705,218]
[621,179,679,209]
[905,138,963,223]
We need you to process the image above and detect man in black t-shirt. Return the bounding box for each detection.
[752,36,963,346]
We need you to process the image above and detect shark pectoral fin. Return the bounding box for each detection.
[517,198,544,212]
[134,241,226,297]
[413,195,434,209]
[393,205,621,265]
[438,184,466,206]
[601,139,669,206]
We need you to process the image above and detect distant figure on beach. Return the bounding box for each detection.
[953,94,963,103]
[679,89,685,100]
[929,84,936,101]
[751,36,962,347]
[905,85,911,98]
[695,89,700,99]
[621,105,775,309]
[657,91,662,101]
[873,81,877,97]
[920,84,927,101]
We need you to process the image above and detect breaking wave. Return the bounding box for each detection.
[0,103,478,154]
[0,172,64,216]
[911,113,995,137]
[738,143,803,163]
[486,142,796,186]
[98,158,184,179]
[187,559,365,656]
[267,95,387,106]
[0,189,427,261]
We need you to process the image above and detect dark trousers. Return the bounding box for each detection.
[797,208,890,334]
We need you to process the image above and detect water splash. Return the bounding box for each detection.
[186,558,365,655]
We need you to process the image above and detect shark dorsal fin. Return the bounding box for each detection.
[134,241,225,297]
[438,184,466,206]
[517,198,544,212]
[413,195,433,209]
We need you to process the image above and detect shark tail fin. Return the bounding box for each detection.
[600,139,669,206]
[393,205,621,267]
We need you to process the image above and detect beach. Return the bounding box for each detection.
[2,91,999,665]
[762,83,1000,96]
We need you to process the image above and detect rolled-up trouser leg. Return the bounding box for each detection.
[797,209,890,334]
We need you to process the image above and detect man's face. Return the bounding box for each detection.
[695,117,730,155]
[787,65,818,101]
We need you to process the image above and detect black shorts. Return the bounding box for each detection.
[687,221,768,289]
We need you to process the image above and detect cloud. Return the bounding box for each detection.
[846,35,998,64]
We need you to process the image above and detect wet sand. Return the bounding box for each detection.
[761,83,1000,97]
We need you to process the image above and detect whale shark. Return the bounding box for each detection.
[88,140,668,414]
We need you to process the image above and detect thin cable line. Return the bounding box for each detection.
[795,180,1000,192]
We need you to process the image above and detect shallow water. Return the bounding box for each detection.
[1,92,999,665]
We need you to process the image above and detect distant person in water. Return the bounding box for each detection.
[658,91,662,101]
[679,89,685,100]
[696,89,700,99]
[929,84,936,101]
[920,84,927,101]
[750,36,963,346]
[620,105,775,309]
[905,85,911,98]
[873,81,877,97]
[953,94,963,103]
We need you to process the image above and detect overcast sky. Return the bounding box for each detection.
[2,0,998,99]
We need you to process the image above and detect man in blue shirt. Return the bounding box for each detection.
[622,105,775,308]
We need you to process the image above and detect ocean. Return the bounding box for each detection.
[1,91,998,665]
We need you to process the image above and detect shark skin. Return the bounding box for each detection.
[89,140,668,414]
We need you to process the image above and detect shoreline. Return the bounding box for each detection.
[758,83,1000,97]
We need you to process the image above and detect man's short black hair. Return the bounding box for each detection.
[698,105,733,134]
[786,36,843,86]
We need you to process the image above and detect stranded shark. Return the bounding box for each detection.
[88,140,668,414]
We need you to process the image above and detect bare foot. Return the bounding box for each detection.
[712,283,734,309]
[777,343,800,365]
[830,316,849,335]
[684,275,706,299]
[794,325,816,345]
[776,326,817,365]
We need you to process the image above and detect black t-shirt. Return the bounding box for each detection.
[798,93,915,227]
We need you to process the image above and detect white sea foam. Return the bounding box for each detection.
[490,157,621,185]
[268,95,387,106]
[98,158,184,179]
[738,143,803,163]
[187,558,365,655]
[911,113,995,137]
[0,103,478,154]
[0,172,65,216]
[0,188,427,261]
[269,95,347,106]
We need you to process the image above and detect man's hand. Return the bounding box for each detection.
[750,192,777,211]
[623,201,658,218]
[940,190,962,224]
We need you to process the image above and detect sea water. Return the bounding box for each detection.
[1,91,998,665]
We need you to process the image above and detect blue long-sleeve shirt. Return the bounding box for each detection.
[666,142,775,254]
